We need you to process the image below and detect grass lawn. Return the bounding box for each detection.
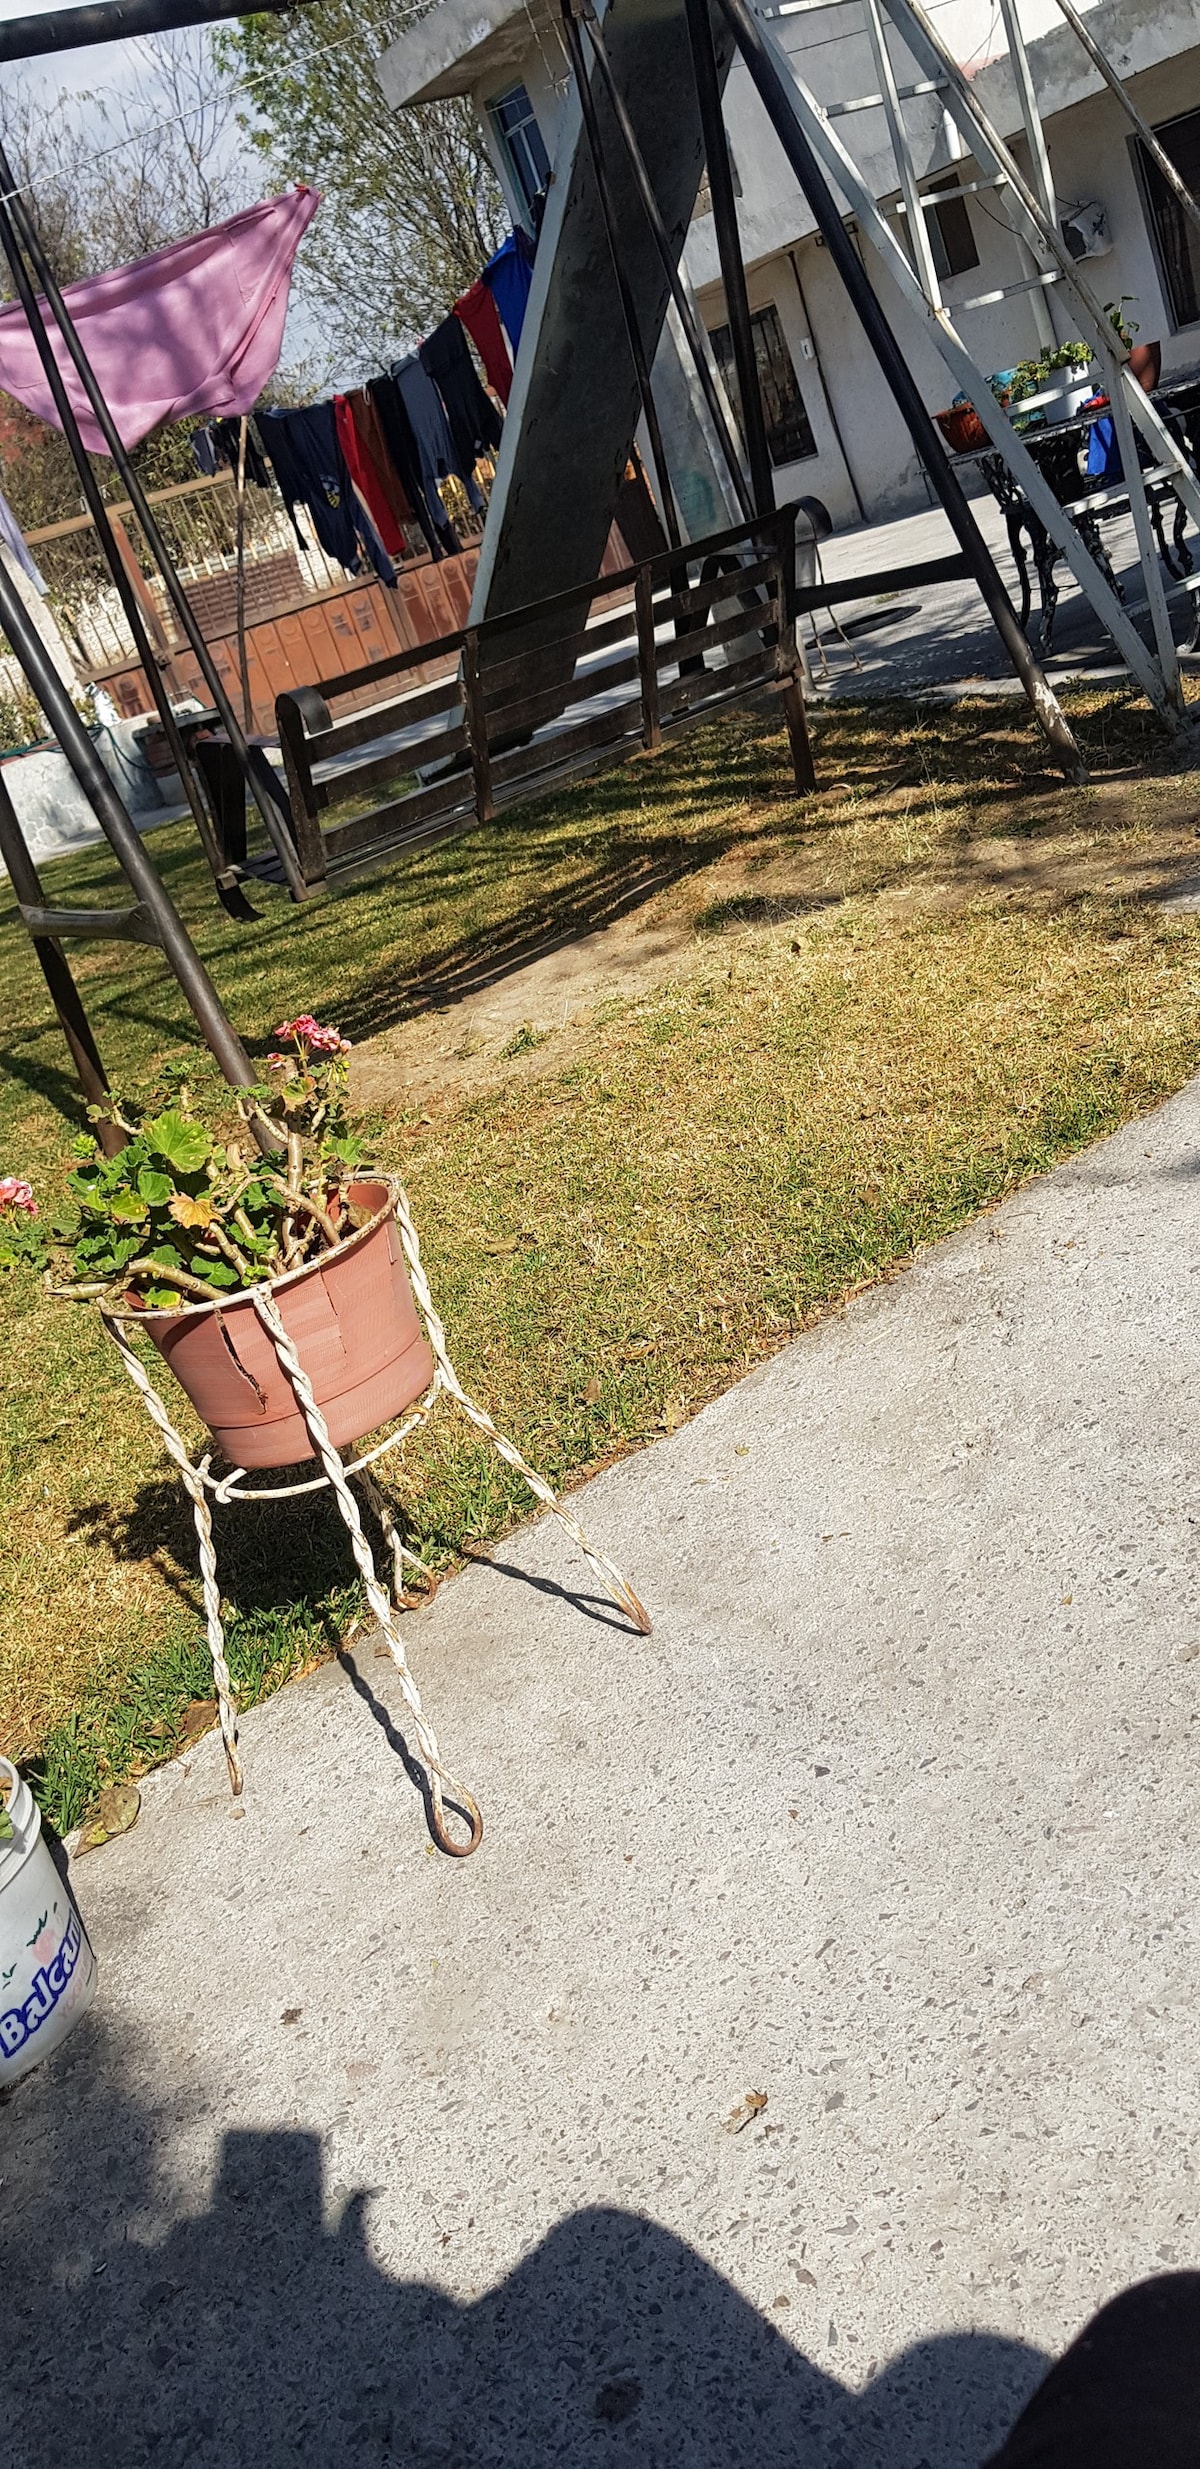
[4,685,1200,1831]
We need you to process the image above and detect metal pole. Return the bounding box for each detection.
[0,141,311,903]
[574,0,754,524]
[996,0,1057,226]
[684,0,775,520]
[0,555,261,1089]
[559,0,681,548]
[235,416,253,733]
[0,767,126,1152]
[1050,0,1200,251]
[0,0,309,69]
[712,0,1086,782]
[0,183,257,914]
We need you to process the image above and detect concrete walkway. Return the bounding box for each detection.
[7,1074,1200,2468]
[813,489,1199,700]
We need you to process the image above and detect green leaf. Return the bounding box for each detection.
[146,1110,210,1175]
[137,1167,173,1207]
[76,1233,122,1266]
[200,1259,241,1289]
[145,1243,185,1269]
[142,1284,181,1310]
[325,1135,362,1167]
[109,1194,149,1224]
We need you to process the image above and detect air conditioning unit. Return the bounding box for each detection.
[1060,200,1112,260]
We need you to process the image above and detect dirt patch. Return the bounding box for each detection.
[350,899,704,1113]
[352,767,1200,1117]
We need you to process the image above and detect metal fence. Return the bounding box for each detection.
[24,463,489,691]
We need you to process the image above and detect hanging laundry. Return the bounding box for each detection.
[257,402,395,585]
[0,482,45,593]
[212,417,273,488]
[0,189,320,455]
[345,390,415,535]
[453,280,512,405]
[365,374,458,561]
[481,230,535,355]
[333,394,409,558]
[419,317,502,476]
[393,353,484,515]
[192,416,272,487]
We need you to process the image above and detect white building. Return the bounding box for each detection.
[376,0,1200,527]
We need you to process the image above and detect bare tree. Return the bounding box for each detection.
[0,31,251,289]
[219,0,508,377]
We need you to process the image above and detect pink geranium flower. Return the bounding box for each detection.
[0,1177,37,1216]
[273,1014,352,1056]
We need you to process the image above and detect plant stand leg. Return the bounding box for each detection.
[356,1464,438,1605]
[102,1315,243,1794]
[392,1193,652,1637]
[250,1287,483,1857]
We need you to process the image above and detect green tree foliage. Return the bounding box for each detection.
[219,3,508,376]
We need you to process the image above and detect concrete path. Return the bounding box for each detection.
[7,1076,1200,2468]
[813,489,1199,700]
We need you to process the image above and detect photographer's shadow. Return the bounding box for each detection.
[1,2043,1046,2469]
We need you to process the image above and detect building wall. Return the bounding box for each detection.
[694,43,1200,527]
[1045,49,1200,373]
[391,0,1200,534]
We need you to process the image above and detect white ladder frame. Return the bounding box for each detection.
[755,0,1200,726]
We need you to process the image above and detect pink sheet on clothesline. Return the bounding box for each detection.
[0,188,320,454]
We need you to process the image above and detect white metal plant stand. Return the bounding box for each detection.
[102,1184,650,1857]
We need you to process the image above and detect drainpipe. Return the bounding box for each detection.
[786,245,867,523]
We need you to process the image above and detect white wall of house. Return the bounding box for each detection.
[690,42,1200,525]
[377,0,1200,532]
[1045,51,1200,371]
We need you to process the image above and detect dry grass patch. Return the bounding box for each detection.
[3,688,1200,1825]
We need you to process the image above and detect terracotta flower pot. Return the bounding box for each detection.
[1129,340,1162,392]
[134,1180,434,1469]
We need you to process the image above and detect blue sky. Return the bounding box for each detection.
[0,0,154,99]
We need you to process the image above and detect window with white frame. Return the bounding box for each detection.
[488,83,550,226]
[1137,106,1200,327]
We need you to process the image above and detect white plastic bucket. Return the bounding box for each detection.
[0,1757,97,2087]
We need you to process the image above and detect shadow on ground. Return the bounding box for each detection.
[0,2013,1045,2469]
[6,691,1196,1103]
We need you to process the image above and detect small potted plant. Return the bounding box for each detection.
[1,1016,433,1470]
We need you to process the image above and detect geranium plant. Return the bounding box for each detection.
[0,1015,372,1308]
[0,1177,41,1271]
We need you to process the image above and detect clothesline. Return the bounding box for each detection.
[0,29,370,212]
[195,227,536,588]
